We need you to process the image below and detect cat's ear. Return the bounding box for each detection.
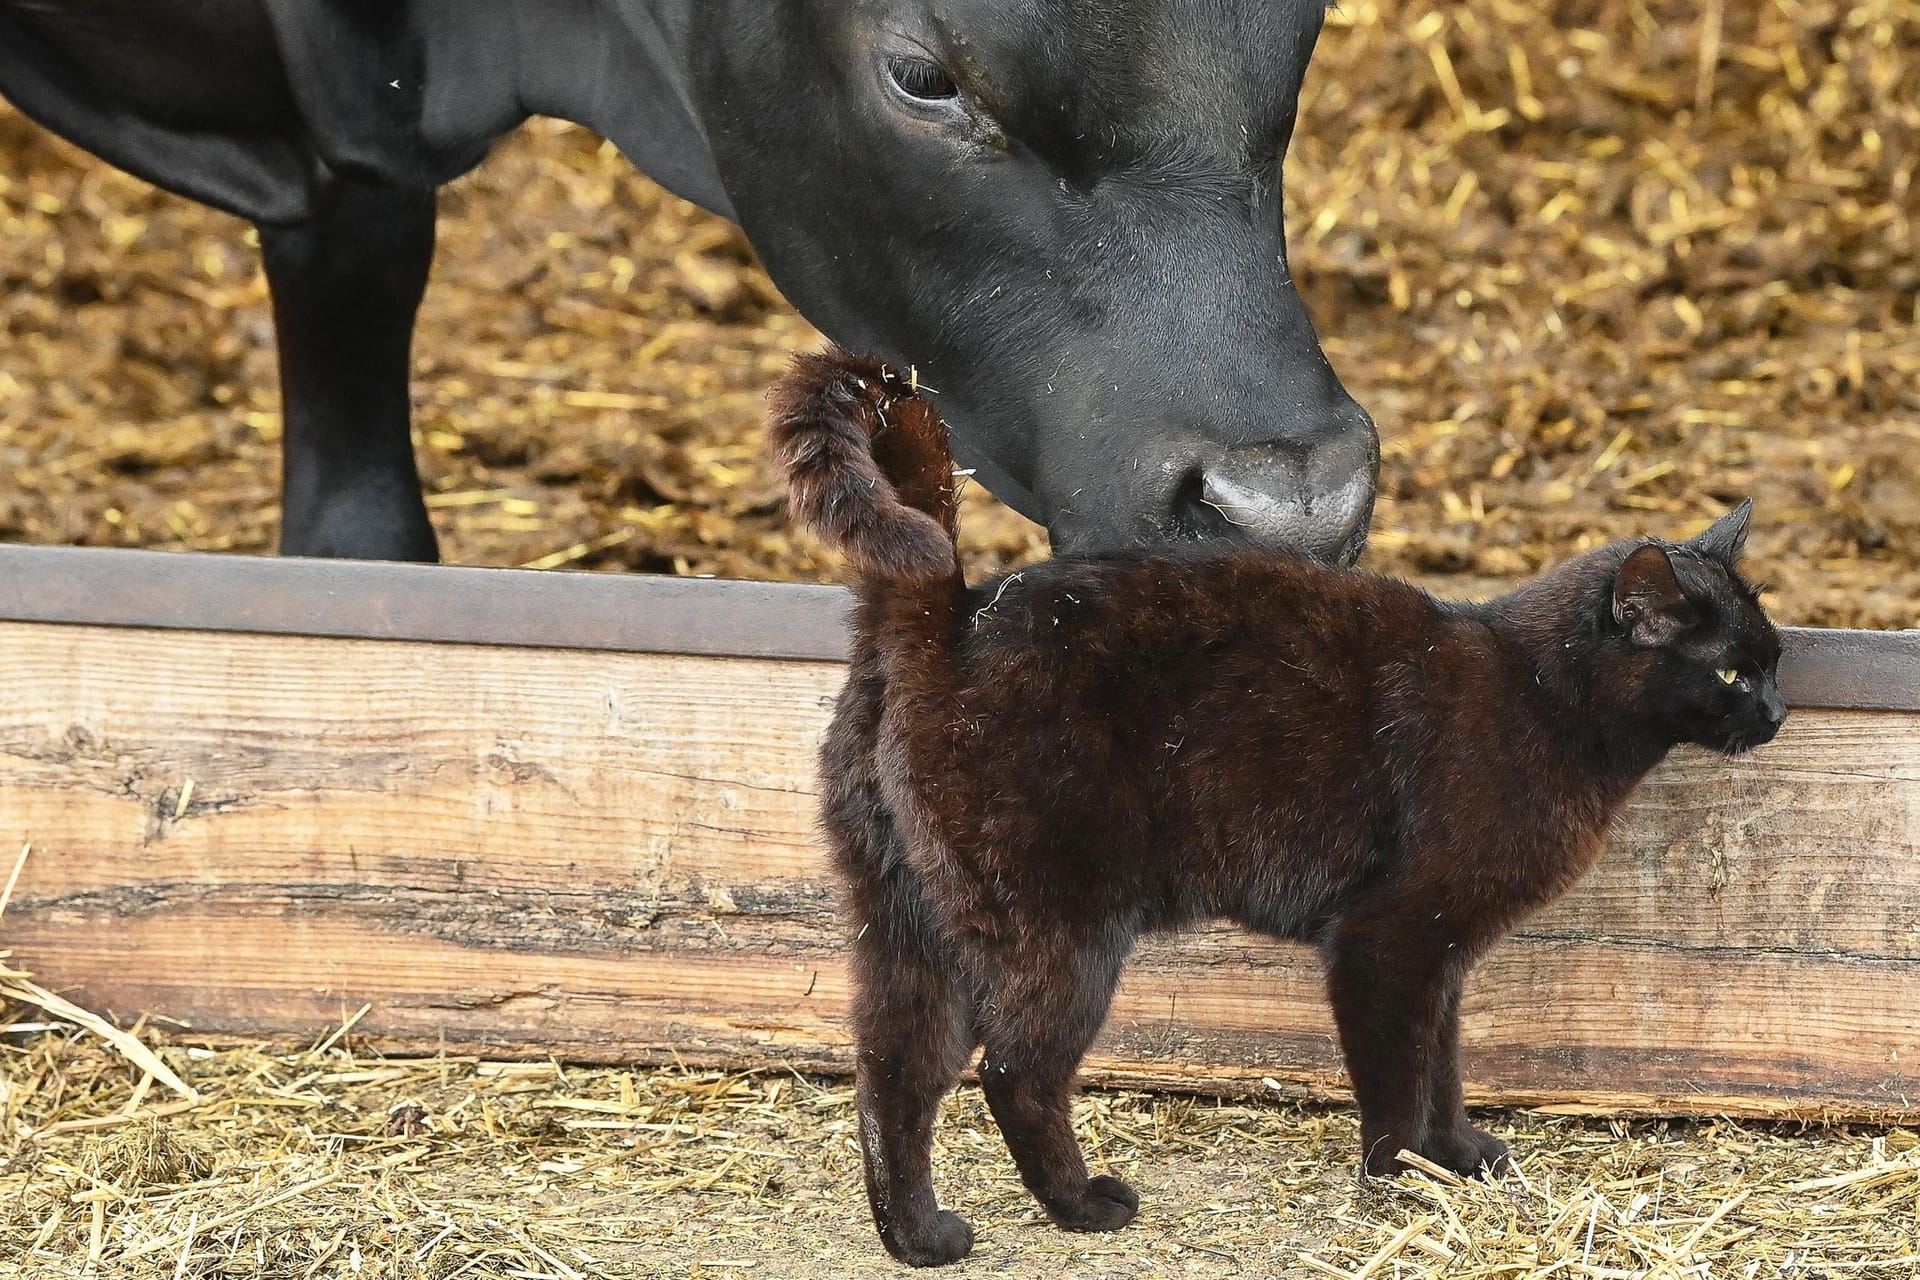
[1613,544,1694,647]
[1691,498,1752,565]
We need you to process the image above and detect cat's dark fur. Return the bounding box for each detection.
[769,349,1788,1268]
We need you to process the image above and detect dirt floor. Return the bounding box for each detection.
[3,1028,1918,1280]
[0,0,1916,625]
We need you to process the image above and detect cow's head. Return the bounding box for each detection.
[692,0,1376,563]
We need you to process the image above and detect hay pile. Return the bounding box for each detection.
[5,1015,1918,1279]
[0,0,1914,625]
[1291,0,1920,628]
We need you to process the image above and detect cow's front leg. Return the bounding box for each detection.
[259,178,439,562]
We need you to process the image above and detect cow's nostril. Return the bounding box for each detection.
[1170,468,1244,542]
[1198,468,1294,537]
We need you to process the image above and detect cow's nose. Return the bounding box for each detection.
[1175,427,1378,566]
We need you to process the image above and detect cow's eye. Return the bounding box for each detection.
[887,55,960,103]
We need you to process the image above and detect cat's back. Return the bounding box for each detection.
[960,549,1445,677]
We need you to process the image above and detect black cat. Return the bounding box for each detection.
[769,349,1788,1267]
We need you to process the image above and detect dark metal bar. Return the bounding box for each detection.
[0,543,1912,709]
[0,543,852,662]
[1776,627,1920,713]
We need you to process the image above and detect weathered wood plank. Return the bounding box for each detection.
[3,621,1917,1117]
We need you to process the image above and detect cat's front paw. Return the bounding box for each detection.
[1360,1124,1511,1179]
[1423,1123,1513,1179]
[1045,1175,1140,1233]
[881,1208,975,1267]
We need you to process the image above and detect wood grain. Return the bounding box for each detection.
[3,621,1916,1117]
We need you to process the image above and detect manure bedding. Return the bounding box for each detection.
[0,0,1915,626]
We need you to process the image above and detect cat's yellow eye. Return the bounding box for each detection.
[1717,667,1740,685]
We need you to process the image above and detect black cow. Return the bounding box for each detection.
[0,0,1378,565]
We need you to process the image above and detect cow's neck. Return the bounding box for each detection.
[504,0,734,219]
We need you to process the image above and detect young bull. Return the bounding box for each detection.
[0,0,1376,566]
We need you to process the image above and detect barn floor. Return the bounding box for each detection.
[3,1024,1918,1280]
[1,0,1917,627]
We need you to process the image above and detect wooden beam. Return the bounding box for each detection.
[3,615,1916,1117]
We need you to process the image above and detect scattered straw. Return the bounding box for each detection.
[305,1005,372,1062]
[0,842,197,1105]
[84,1117,216,1190]
[0,978,196,1105]
[0,841,28,921]
[3,1019,1916,1277]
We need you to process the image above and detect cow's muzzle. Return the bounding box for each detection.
[1170,420,1379,566]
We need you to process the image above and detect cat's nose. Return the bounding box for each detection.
[1762,685,1788,726]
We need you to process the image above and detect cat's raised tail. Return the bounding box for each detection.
[767,348,961,584]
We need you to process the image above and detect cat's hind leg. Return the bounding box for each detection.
[975,937,1140,1234]
[849,899,977,1266]
[827,669,979,1265]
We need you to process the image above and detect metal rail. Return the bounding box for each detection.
[0,543,849,662]
[0,543,1912,709]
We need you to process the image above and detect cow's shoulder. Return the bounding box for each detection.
[0,4,318,223]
